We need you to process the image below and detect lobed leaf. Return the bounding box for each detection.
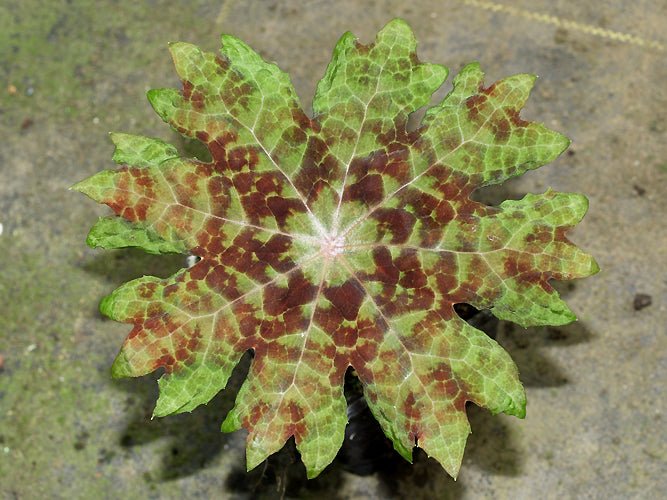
[73,18,598,479]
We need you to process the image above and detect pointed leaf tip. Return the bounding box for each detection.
[98,292,116,319]
[111,350,133,379]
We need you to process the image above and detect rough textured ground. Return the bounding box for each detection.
[1,1,665,498]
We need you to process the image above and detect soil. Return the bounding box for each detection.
[1,1,665,498]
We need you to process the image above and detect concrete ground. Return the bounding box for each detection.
[1,0,665,498]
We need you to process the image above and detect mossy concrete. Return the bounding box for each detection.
[1,0,665,498]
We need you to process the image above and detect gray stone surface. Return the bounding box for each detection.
[1,0,665,498]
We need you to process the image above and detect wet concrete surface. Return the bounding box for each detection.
[1,1,665,498]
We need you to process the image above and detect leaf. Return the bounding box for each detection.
[72,18,599,478]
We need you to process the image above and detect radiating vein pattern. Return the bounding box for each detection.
[73,18,599,479]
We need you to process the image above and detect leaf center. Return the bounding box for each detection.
[320,233,347,258]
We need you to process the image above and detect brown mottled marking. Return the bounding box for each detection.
[258,234,291,256]
[554,226,572,243]
[122,207,136,220]
[366,246,400,284]
[519,270,543,285]
[284,307,309,333]
[135,200,150,220]
[213,55,231,72]
[265,337,299,364]
[323,279,366,321]
[296,143,341,200]
[221,245,254,274]
[453,391,468,411]
[126,325,142,340]
[205,265,232,292]
[353,40,372,54]
[291,421,308,444]
[207,176,226,197]
[332,324,358,349]
[267,196,306,230]
[490,116,511,143]
[348,155,372,178]
[399,269,428,289]
[342,173,384,206]
[234,301,262,339]
[355,323,381,362]
[157,354,177,372]
[393,249,420,272]
[305,179,331,205]
[244,401,270,427]
[371,208,416,244]
[482,82,500,98]
[162,283,179,299]
[464,94,487,122]
[207,130,239,164]
[507,109,529,128]
[174,347,189,362]
[241,192,271,223]
[204,217,225,239]
[196,130,210,143]
[189,90,205,111]
[258,317,286,340]
[263,271,317,316]
[504,256,519,276]
[292,107,316,132]
[432,252,460,299]
[256,234,293,272]
[255,174,282,195]
[228,146,259,172]
[432,364,453,382]
[182,80,195,99]
[281,125,308,146]
[403,391,421,421]
[202,231,226,256]
[232,172,254,194]
[444,379,460,398]
[382,155,411,181]
[314,304,344,333]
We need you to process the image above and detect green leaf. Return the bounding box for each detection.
[73,18,599,479]
[84,216,187,254]
[110,132,179,167]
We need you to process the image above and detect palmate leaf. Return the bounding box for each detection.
[73,19,599,478]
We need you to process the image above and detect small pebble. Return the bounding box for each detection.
[632,184,646,196]
[633,293,652,311]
